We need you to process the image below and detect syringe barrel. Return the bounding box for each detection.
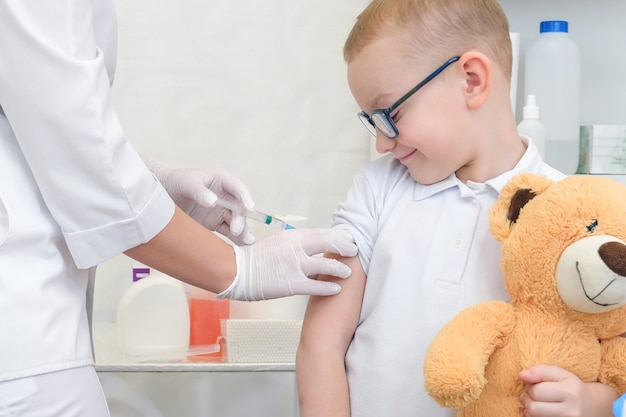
[247,210,289,230]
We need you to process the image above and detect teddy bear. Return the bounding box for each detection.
[423,173,626,417]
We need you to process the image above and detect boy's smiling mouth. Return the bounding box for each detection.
[396,150,416,163]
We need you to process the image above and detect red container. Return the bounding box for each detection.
[189,291,230,355]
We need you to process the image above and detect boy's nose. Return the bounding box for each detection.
[375,132,396,154]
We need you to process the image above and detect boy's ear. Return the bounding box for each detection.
[459,51,491,110]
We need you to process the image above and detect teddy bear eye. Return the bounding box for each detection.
[586,219,598,233]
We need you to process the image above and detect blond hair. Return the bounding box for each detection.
[344,0,512,79]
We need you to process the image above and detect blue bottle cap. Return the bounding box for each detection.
[540,20,568,33]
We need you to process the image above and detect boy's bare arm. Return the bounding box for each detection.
[296,254,366,417]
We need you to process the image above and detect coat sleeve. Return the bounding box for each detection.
[0,0,174,268]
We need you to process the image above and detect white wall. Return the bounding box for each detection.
[112,0,370,224]
[95,1,626,416]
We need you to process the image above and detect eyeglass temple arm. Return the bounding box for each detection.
[387,56,461,114]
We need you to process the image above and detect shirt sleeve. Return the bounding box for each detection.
[332,164,381,274]
[0,0,174,268]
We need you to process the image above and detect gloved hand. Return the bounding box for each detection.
[144,156,255,245]
[217,228,358,301]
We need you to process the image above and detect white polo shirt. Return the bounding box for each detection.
[333,137,564,417]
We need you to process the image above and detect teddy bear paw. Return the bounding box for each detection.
[424,368,487,408]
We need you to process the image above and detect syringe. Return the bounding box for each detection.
[215,199,295,230]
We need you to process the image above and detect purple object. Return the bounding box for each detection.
[132,267,151,282]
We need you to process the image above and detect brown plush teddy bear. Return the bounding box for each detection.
[423,173,626,417]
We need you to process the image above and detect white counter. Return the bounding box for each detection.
[94,323,297,416]
[94,323,295,373]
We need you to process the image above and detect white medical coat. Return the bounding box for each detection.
[0,0,174,381]
[333,137,564,417]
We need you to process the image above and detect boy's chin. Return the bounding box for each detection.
[408,168,450,185]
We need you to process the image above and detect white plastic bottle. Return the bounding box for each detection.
[524,20,581,174]
[117,268,190,357]
[517,94,546,157]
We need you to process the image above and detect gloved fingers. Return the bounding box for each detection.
[169,170,211,203]
[299,228,358,257]
[301,256,352,280]
[203,170,255,210]
[175,176,216,209]
[229,212,247,236]
[215,224,246,245]
[238,228,256,245]
[215,222,256,246]
[222,209,255,243]
[198,189,218,207]
[291,279,342,297]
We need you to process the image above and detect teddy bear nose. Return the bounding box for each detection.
[599,241,626,277]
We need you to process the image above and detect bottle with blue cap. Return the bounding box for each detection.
[524,20,581,174]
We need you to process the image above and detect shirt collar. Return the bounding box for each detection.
[413,175,458,201]
[412,135,544,200]
[485,135,544,193]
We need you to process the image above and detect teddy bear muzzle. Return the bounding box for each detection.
[555,235,626,314]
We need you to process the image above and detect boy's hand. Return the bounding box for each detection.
[519,365,615,417]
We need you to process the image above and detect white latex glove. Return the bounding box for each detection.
[144,156,255,245]
[218,228,358,301]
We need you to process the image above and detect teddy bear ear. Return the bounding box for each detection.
[490,173,555,242]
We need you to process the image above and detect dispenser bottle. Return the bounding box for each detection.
[117,268,190,357]
[517,94,546,157]
[524,20,581,174]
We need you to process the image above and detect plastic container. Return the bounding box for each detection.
[517,94,546,157]
[524,20,581,174]
[117,269,190,357]
[188,286,230,355]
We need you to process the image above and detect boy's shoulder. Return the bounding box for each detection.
[358,154,458,203]
[364,153,406,177]
[360,154,413,189]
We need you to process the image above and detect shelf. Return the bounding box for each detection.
[574,174,626,186]
[96,362,295,373]
[94,323,295,373]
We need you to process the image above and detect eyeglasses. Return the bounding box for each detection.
[357,56,461,139]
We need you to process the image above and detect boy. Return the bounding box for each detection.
[295,0,619,416]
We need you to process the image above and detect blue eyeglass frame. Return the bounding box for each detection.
[358,55,461,139]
